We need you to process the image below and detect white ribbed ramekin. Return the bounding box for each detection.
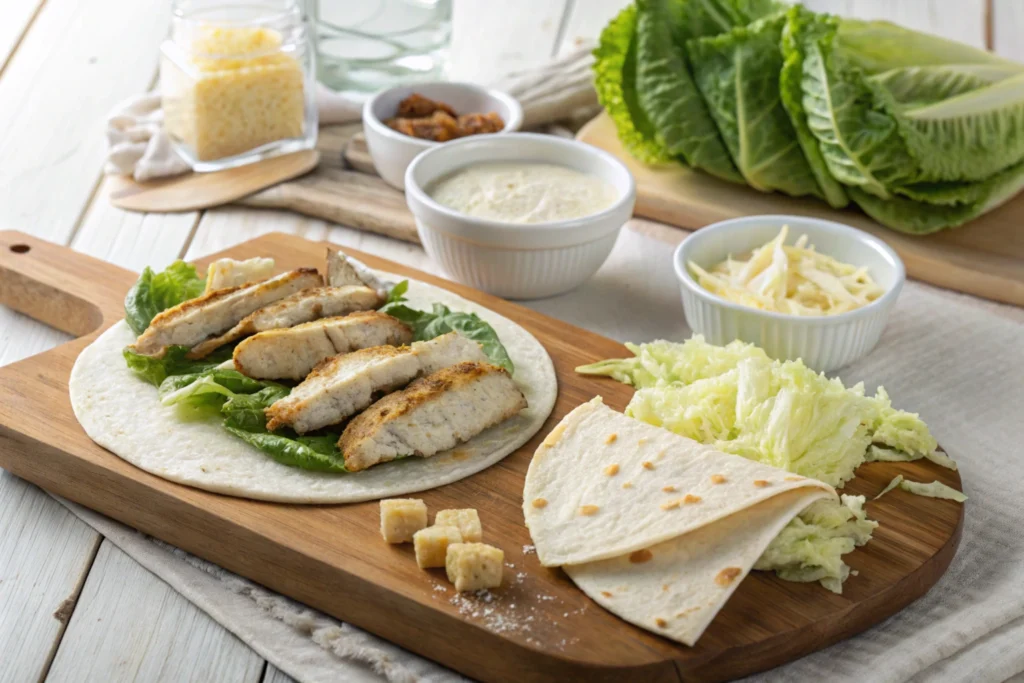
[405,133,636,299]
[674,215,905,372]
[363,82,523,190]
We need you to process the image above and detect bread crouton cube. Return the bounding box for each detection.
[446,543,504,592]
[380,498,427,543]
[434,508,482,542]
[413,525,463,568]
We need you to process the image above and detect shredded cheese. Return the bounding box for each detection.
[688,226,885,315]
[163,26,306,162]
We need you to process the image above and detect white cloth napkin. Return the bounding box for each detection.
[105,45,598,182]
[48,225,1024,683]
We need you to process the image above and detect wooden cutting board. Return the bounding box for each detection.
[578,112,1024,308]
[0,229,964,682]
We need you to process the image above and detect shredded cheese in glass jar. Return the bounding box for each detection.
[688,226,885,316]
[160,0,316,170]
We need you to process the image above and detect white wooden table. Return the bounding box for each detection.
[0,1,1018,680]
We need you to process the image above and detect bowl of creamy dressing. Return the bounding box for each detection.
[405,133,636,299]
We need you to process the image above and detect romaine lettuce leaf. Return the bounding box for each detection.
[380,282,513,374]
[124,261,205,336]
[634,0,742,182]
[755,494,877,593]
[593,4,671,164]
[686,13,823,196]
[780,5,849,207]
[123,345,233,387]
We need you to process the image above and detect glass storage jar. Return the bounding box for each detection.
[160,0,318,171]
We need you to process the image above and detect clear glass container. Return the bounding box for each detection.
[160,0,318,172]
[310,0,451,97]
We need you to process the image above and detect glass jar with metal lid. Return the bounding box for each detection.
[160,0,318,171]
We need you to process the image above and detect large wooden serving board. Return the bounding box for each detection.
[0,230,964,682]
[578,112,1024,308]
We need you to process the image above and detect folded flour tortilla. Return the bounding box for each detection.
[523,398,835,645]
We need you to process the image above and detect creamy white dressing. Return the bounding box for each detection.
[428,162,619,223]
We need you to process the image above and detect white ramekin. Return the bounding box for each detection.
[404,133,636,300]
[674,215,905,372]
[362,82,523,189]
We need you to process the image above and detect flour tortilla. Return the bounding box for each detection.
[70,273,557,504]
[522,398,835,646]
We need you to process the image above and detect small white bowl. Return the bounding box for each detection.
[674,215,905,372]
[405,133,636,299]
[362,82,523,189]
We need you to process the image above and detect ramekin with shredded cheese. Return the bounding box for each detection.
[688,225,885,316]
[673,215,905,372]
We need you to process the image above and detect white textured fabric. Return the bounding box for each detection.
[51,226,1024,682]
[105,45,597,182]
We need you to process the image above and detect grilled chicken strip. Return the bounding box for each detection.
[328,248,385,294]
[131,268,322,357]
[233,311,413,381]
[187,285,383,359]
[265,332,487,433]
[339,361,527,472]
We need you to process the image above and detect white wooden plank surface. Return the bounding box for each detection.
[0,474,99,683]
[0,0,173,244]
[558,0,629,55]
[0,0,44,74]
[802,0,988,47]
[450,0,569,82]
[263,664,297,683]
[72,179,201,272]
[46,542,266,683]
[992,0,1023,60]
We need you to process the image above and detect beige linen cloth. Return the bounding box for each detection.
[105,46,599,181]
[50,222,1024,683]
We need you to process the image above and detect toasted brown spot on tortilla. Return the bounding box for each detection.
[662,584,669,592]
[542,423,567,448]
[579,505,600,516]
[531,498,547,509]
[715,567,742,586]
[710,474,727,484]
[622,482,633,489]
[684,494,702,504]
[604,463,620,476]
[660,500,681,510]
[642,461,655,470]
[784,476,804,481]
[655,618,668,628]
[676,606,701,617]
[600,591,613,598]
[629,549,653,563]
[605,433,618,444]
[754,480,771,488]
[662,485,676,493]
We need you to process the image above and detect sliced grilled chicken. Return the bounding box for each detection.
[339,361,527,472]
[130,268,322,358]
[327,248,385,294]
[233,311,413,381]
[265,332,487,434]
[187,285,383,359]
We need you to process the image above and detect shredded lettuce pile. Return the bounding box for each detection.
[754,494,876,593]
[578,335,953,592]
